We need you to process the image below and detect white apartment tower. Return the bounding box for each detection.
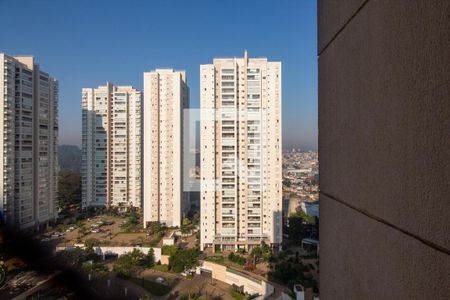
[0,53,59,230]
[143,69,189,227]
[200,52,282,251]
[82,83,142,208]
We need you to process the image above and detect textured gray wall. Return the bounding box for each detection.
[318,0,450,298]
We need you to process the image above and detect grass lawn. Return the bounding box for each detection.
[128,277,172,296]
[230,289,246,300]
[205,255,245,270]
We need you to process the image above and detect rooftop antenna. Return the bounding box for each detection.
[244,50,248,61]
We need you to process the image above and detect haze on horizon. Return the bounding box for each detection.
[0,0,317,151]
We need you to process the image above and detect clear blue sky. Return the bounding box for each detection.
[0,0,317,150]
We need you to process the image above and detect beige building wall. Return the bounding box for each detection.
[0,53,58,229]
[200,52,282,251]
[143,69,189,227]
[82,83,141,208]
[199,261,274,297]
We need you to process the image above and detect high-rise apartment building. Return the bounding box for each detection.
[143,69,189,228]
[200,52,282,251]
[0,53,58,230]
[82,83,142,208]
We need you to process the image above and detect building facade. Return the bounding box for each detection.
[143,69,189,228]
[82,83,141,208]
[200,52,282,251]
[0,53,58,230]
[319,1,450,298]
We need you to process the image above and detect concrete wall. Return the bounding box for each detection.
[318,1,450,299]
[198,261,274,298]
[56,245,162,262]
[160,255,170,265]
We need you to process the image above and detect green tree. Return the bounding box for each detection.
[260,241,272,262]
[85,238,100,248]
[148,222,165,235]
[78,225,87,237]
[56,247,93,266]
[114,253,134,276]
[282,178,292,187]
[162,245,178,256]
[182,217,191,226]
[113,249,145,276]
[169,248,199,272]
[145,248,155,268]
[228,253,246,265]
[192,212,200,225]
[57,169,81,211]
[82,263,109,278]
[251,246,263,261]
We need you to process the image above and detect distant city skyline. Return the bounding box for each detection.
[0,0,317,150]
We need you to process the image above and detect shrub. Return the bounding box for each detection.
[161,245,178,256]
[168,248,199,273]
[228,253,246,266]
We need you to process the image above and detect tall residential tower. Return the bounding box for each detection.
[200,52,282,251]
[82,83,142,208]
[0,53,59,230]
[143,69,189,227]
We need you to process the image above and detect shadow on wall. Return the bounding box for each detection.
[0,227,112,299]
[81,108,108,208]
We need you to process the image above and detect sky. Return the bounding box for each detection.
[0,0,317,151]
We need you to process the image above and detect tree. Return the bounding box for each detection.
[85,238,100,253]
[144,248,155,268]
[78,225,87,237]
[162,245,178,256]
[82,263,109,278]
[251,246,263,261]
[260,241,272,262]
[114,253,134,277]
[55,247,95,266]
[57,169,81,211]
[169,248,199,272]
[288,208,315,240]
[128,211,139,225]
[129,248,145,263]
[192,212,200,225]
[113,249,145,276]
[182,217,191,226]
[282,178,292,187]
[148,222,165,235]
[228,253,246,265]
[121,211,142,232]
[180,225,191,236]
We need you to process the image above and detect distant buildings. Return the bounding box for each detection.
[0,53,58,229]
[142,69,189,227]
[81,83,142,208]
[200,52,282,251]
[282,151,319,202]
